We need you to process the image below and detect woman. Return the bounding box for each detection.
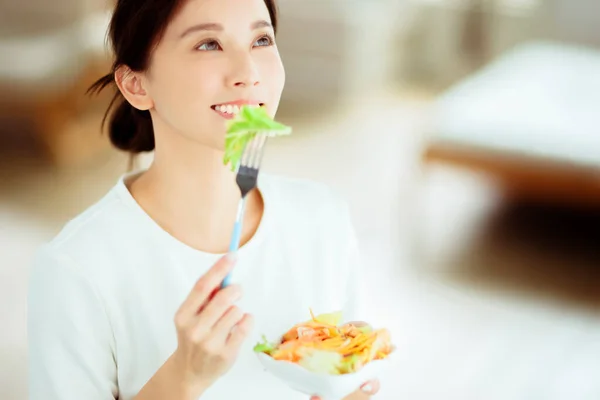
[27,0,381,399]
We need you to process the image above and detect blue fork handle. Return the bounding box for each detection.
[228,219,244,253]
[221,220,242,288]
[221,198,246,288]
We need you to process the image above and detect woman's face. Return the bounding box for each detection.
[143,0,285,150]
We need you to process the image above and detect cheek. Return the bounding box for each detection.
[148,60,220,127]
[262,52,286,107]
[272,53,286,89]
[163,62,218,108]
[274,59,286,93]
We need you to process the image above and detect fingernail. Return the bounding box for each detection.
[226,252,237,263]
[361,383,373,393]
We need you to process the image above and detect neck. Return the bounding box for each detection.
[152,147,240,212]
[128,131,262,253]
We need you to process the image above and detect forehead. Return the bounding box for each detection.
[167,0,272,35]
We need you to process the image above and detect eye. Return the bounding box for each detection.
[253,34,274,48]
[197,40,222,51]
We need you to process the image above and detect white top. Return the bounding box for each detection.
[27,173,363,400]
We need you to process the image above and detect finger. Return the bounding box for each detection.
[310,397,321,400]
[360,379,380,395]
[210,305,245,342]
[197,287,219,314]
[225,313,254,352]
[196,284,243,328]
[176,254,236,321]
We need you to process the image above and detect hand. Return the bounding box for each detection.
[310,379,380,400]
[171,254,253,394]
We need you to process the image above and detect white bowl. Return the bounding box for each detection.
[256,351,392,400]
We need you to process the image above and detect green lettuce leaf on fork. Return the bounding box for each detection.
[224,105,292,171]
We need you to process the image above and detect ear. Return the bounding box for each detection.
[114,65,154,111]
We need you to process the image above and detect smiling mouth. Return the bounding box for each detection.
[211,102,264,118]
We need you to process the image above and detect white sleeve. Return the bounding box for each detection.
[28,245,118,400]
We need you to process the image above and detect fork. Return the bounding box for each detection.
[221,132,268,288]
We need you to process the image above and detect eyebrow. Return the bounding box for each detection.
[180,20,272,38]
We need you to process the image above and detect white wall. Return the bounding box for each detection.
[276,1,408,105]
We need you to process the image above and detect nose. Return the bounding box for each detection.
[228,51,260,88]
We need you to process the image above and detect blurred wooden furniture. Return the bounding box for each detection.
[0,9,113,166]
[423,41,600,207]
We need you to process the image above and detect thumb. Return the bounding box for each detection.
[360,379,381,395]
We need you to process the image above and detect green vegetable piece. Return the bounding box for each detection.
[338,354,360,374]
[298,350,343,374]
[223,106,292,171]
[357,325,373,334]
[253,335,276,354]
[313,311,343,326]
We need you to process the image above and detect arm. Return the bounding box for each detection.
[29,247,248,400]
[135,254,251,400]
[132,354,208,400]
[28,246,118,400]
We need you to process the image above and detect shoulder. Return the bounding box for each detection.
[34,182,136,277]
[28,192,121,323]
[51,189,120,245]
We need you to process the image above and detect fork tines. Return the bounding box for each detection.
[235,132,268,198]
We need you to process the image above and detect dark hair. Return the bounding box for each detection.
[88,0,279,154]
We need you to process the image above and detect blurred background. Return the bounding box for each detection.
[2,0,600,398]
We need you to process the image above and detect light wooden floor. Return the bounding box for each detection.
[2,89,599,399]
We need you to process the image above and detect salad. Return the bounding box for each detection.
[253,310,394,375]
[223,105,292,171]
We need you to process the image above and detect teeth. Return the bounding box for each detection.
[214,104,261,114]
